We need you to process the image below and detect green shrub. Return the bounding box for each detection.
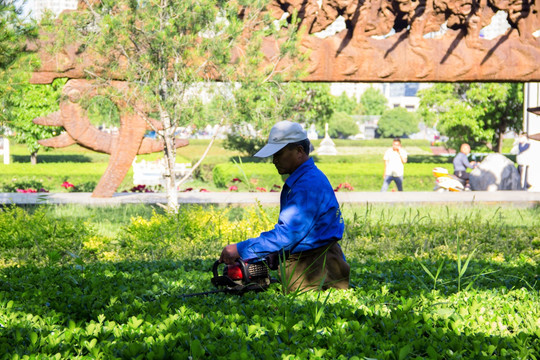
[327,112,359,139]
[377,107,419,138]
[0,206,96,266]
[223,132,267,156]
[0,205,538,358]
[0,178,48,192]
[213,162,441,191]
[116,205,276,261]
[213,162,283,189]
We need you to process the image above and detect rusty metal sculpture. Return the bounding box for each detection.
[268,0,540,81]
[29,0,540,197]
[31,0,540,85]
[33,80,188,198]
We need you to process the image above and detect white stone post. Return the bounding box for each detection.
[524,83,540,191]
[1,138,9,165]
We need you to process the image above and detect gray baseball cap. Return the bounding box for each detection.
[254,120,308,158]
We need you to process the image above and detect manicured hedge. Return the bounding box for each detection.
[0,163,110,192]
[213,162,440,191]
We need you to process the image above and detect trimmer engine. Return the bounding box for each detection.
[211,260,273,294]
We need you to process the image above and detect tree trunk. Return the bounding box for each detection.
[496,124,506,153]
[161,109,178,211]
[30,152,37,165]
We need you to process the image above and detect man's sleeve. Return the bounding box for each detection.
[401,149,408,160]
[236,188,318,261]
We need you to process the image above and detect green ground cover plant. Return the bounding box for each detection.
[0,204,538,359]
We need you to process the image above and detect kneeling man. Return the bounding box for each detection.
[220,120,350,292]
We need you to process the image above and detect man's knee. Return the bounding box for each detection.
[282,242,350,292]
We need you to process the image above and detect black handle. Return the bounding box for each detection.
[212,259,248,280]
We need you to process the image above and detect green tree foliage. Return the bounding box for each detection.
[0,1,36,70]
[377,107,419,138]
[225,82,333,155]
[0,2,58,164]
[417,83,523,152]
[0,1,38,128]
[360,87,388,115]
[48,0,302,208]
[334,92,362,114]
[4,79,66,164]
[86,96,120,129]
[328,111,358,139]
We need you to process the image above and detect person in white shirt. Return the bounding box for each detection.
[381,138,408,192]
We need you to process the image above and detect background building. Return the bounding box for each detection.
[32,0,78,19]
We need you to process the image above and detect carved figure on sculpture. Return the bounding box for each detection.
[33,79,188,197]
[28,0,540,97]
[488,0,540,44]
[429,0,497,54]
[394,0,437,77]
[267,0,320,32]
[310,0,362,34]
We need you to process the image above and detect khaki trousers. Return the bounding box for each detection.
[280,242,350,293]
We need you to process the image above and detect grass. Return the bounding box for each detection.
[1,138,516,192]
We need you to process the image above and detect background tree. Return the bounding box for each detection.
[359,87,388,115]
[417,83,523,152]
[0,1,35,70]
[49,0,302,209]
[377,107,419,138]
[327,111,358,139]
[334,92,363,115]
[0,0,37,127]
[224,82,334,155]
[4,79,65,164]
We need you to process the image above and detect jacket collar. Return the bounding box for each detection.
[285,157,315,188]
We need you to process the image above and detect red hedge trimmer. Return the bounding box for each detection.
[180,259,279,298]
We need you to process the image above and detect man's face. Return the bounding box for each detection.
[392,141,401,151]
[273,145,301,175]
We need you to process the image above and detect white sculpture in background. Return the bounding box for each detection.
[132,157,192,187]
[307,124,318,140]
[316,123,338,156]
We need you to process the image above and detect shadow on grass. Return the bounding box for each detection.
[1,257,538,358]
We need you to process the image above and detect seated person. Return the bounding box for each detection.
[219,120,350,292]
[453,143,476,186]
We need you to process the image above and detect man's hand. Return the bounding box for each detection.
[219,244,239,264]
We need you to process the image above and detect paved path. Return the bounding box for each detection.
[1,191,539,206]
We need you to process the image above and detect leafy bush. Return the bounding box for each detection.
[0,163,109,192]
[327,111,359,139]
[0,178,48,192]
[213,162,439,191]
[0,205,538,358]
[377,107,419,138]
[223,132,267,156]
[116,205,276,261]
[0,206,96,266]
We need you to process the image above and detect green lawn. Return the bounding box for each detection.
[0,139,515,192]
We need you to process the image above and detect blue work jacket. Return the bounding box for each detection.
[236,158,344,262]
